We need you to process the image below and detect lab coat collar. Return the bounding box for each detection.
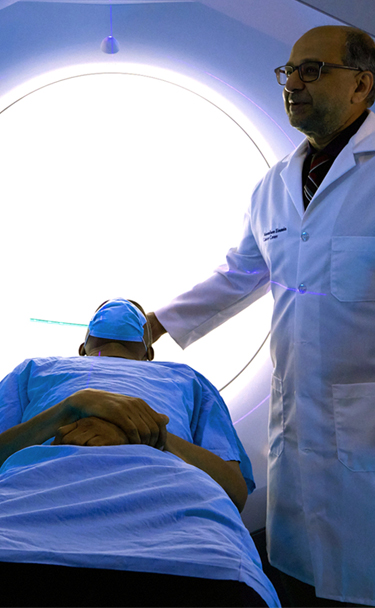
[352,110,375,154]
[280,111,375,217]
[280,138,309,218]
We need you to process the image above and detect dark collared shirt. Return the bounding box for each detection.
[302,110,369,209]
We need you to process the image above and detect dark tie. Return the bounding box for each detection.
[303,152,332,206]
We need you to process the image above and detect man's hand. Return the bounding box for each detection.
[52,416,129,447]
[146,312,167,344]
[62,389,169,450]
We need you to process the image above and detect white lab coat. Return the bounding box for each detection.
[156,111,375,605]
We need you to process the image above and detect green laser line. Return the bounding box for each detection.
[30,318,88,328]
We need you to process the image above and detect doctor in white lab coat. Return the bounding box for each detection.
[147,26,375,607]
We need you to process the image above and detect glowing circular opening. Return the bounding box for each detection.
[0,69,273,389]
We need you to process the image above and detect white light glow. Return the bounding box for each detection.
[0,65,273,390]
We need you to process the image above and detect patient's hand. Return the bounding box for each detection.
[52,417,128,447]
[62,389,169,449]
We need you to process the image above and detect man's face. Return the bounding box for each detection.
[283,28,360,143]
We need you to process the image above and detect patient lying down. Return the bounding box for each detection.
[0,298,279,607]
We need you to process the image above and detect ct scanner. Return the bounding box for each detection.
[0,0,374,541]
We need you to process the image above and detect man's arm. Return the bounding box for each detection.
[0,389,169,468]
[164,432,248,512]
[51,416,248,513]
[147,212,270,350]
[0,398,73,468]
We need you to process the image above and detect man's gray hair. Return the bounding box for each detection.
[342,29,375,107]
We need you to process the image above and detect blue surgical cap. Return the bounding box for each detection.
[86,298,147,343]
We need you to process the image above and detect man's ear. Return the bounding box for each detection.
[352,71,374,105]
[78,343,86,356]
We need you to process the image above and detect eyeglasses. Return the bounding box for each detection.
[274,61,361,85]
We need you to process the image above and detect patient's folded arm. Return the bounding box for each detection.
[0,389,169,467]
[65,389,169,448]
[52,416,129,447]
[50,419,248,511]
[0,390,246,511]
[164,432,248,513]
[0,400,74,467]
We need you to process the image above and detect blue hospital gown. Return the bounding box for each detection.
[0,356,280,607]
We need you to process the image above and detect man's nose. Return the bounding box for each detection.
[284,68,305,92]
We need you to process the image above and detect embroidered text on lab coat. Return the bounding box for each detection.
[263,227,287,242]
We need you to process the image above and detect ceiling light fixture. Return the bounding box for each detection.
[101,5,119,54]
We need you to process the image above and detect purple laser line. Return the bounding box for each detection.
[270,280,298,293]
[233,394,270,425]
[204,71,296,148]
[270,280,327,297]
[156,53,296,150]
[110,5,114,54]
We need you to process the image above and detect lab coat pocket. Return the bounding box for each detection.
[333,383,375,471]
[331,236,375,301]
[269,375,284,457]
